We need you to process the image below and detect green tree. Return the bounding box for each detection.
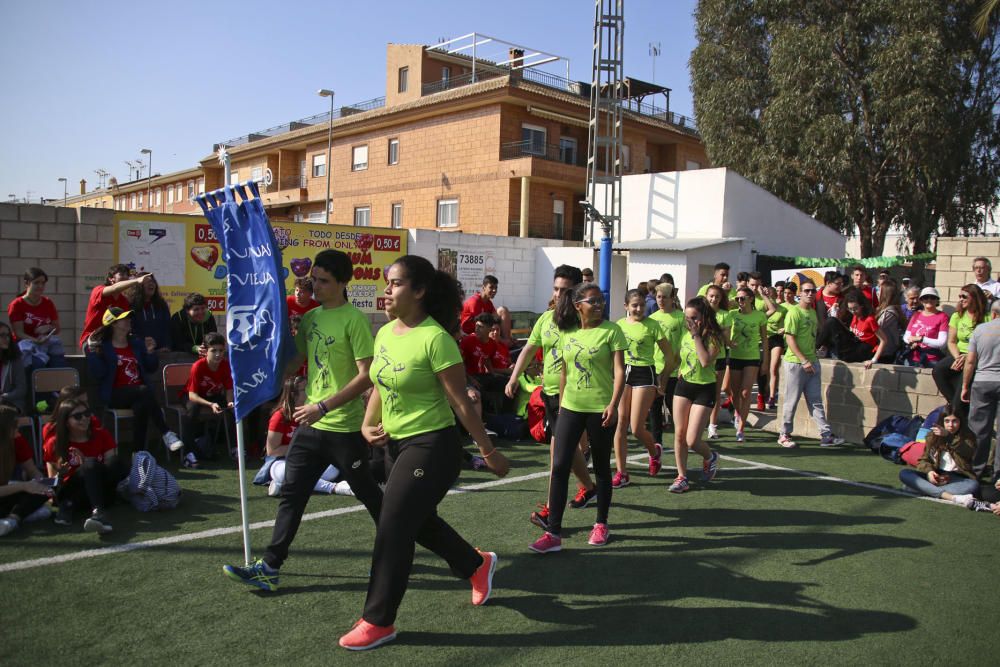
[690,0,1000,257]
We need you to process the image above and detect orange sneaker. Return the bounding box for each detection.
[471,549,497,605]
[338,619,397,651]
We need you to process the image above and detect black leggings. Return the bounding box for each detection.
[363,426,483,627]
[56,455,128,515]
[932,355,968,419]
[263,426,383,570]
[649,377,678,444]
[0,489,48,521]
[548,407,615,535]
[816,318,874,363]
[109,385,170,451]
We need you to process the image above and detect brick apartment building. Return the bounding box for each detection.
[56,35,708,240]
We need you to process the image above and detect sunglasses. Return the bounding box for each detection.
[576,296,605,305]
[958,294,970,300]
[736,296,749,302]
[801,288,817,294]
[69,409,93,421]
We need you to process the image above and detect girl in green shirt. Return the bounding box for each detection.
[766,283,797,408]
[704,284,733,440]
[529,282,626,553]
[934,284,989,411]
[613,289,671,488]
[728,286,774,442]
[669,297,722,493]
[341,255,510,651]
[648,283,683,451]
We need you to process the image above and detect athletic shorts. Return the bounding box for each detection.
[715,353,729,372]
[625,364,657,388]
[674,377,717,407]
[727,357,760,371]
[541,391,560,436]
[767,334,784,350]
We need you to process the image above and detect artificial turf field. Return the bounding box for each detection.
[2,427,998,666]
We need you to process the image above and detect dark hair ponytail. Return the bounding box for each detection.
[392,255,463,332]
[556,282,600,331]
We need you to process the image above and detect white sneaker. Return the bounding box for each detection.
[333,481,355,496]
[183,452,199,469]
[950,494,975,509]
[164,431,183,452]
[707,424,719,440]
[0,517,19,537]
[268,480,282,497]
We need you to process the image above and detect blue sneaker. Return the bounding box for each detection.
[223,558,279,592]
[701,451,720,482]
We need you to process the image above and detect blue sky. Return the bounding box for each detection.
[0,0,698,202]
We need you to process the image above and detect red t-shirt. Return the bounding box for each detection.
[491,340,510,370]
[80,285,130,347]
[820,291,838,310]
[286,295,320,319]
[7,295,58,339]
[267,410,298,447]
[43,425,116,483]
[850,314,879,348]
[185,358,233,397]
[459,334,494,375]
[14,433,33,465]
[113,345,143,387]
[460,294,497,334]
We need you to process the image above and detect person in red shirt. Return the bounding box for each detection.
[7,267,67,371]
[459,313,507,393]
[180,332,235,468]
[79,264,152,349]
[0,405,52,537]
[286,277,320,319]
[816,287,890,365]
[850,265,876,308]
[488,323,511,372]
[43,397,127,534]
[459,275,514,346]
[815,271,844,326]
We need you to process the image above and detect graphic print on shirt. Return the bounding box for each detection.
[565,335,599,389]
[732,316,755,349]
[373,344,406,413]
[542,318,563,374]
[307,323,336,390]
[623,326,644,364]
[118,352,140,384]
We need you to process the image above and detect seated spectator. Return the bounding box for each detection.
[86,307,181,453]
[898,407,987,510]
[874,278,904,363]
[902,287,949,368]
[43,396,128,534]
[79,264,152,349]
[816,271,844,325]
[972,256,1000,302]
[901,286,921,322]
[460,275,514,347]
[816,288,890,366]
[170,293,219,357]
[254,375,352,497]
[7,267,66,371]
[460,312,507,393]
[488,322,512,375]
[849,265,875,307]
[41,385,90,439]
[180,332,235,468]
[0,405,52,537]
[286,277,320,318]
[129,273,172,353]
[933,284,988,409]
[0,322,27,414]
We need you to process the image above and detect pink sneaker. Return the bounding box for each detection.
[470,549,497,605]
[612,471,630,489]
[588,522,609,546]
[528,532,562,554]
[649,443,663,476]
[339,619,397,651]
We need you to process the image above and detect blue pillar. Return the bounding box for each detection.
[599,233,612,318]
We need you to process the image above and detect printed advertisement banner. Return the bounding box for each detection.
[437,247,496,298]
[770,266,839,289]
[113,213,407,315]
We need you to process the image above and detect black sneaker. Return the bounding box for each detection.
[529,504,550,531]
[54,502,74,526]
[569,486,597,509]
[969,499,995,513]
[83,510,113,534]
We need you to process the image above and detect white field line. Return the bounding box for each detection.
[0,452,941,574]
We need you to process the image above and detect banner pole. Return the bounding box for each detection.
[235,420,252,566]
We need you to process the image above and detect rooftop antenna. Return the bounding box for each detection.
[135,158,146,179]
[124,160,137,181]
[649,41,660,84]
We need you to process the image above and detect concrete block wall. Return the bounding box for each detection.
[755,359,943,444]
[933,236,1000,303]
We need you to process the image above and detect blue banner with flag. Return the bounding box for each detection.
[196,181,292,421]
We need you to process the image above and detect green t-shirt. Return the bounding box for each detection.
[527,309,563,396]
[782,305,818,363]
[649,309,683,376]
[766,302,790,337]
[950,311,984,354]
[697,283,738,301]
[616,317,664,367]
[678,331,719,385]
[370,317,463,440]
[714,308,732,347]
[516,373,541,418]
[295,303,374,432]
[729,308,767,360]
[754,295,767,312]
[560,320,628,413]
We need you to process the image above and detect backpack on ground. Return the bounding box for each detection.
[527,386,548,443]
[879,433,915,462]
[865,415,923,454]
[117,451,182,512]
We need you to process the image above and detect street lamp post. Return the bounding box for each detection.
[57,177,67,207]
[317,89,334,224]
[140,148,152,211]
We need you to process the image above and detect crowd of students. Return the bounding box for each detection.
[2,252,999,650]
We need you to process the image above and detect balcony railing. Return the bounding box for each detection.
[500,140,587,167]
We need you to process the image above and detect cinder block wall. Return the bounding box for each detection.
[757,359,944,443]
[934,237,1000,304]
[1,204,116,350]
